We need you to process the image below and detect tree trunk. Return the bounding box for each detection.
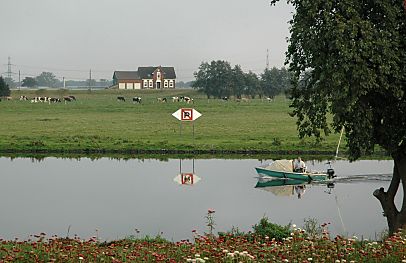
[373,152,406,235]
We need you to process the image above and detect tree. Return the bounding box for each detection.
[261,67,282,98]
[193,60,233,98]
[244,71,260,99]
[271,0,405,234]
[0,77,11,97]
[35,72,60,88]
[22,77,37,88]
[230,65,246,98]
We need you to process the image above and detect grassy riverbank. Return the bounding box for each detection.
[0,89,346,157]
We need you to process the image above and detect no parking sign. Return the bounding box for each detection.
[172,108,202,121]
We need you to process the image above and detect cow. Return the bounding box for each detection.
[63,96,73,103]
[221,96,228,101]
[49,97,61,103]
[179,96,185,102]
[184,96,193,104]
[172,96,179,102]
[133,97,142,104]
[117,96,125,102]
[5,96,13,101]
[157,97,167,103]
[19,95,28,101]
[68,95,76,101]
[266,96,274,102]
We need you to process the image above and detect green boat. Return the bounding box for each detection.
[255,159,331,181]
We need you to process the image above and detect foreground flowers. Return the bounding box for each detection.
[0,229,405,262]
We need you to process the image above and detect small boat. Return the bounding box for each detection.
[255,159,334,181]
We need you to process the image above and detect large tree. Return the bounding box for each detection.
[0,77,11,97]
[22,77,37,88]
[271,0,406,234]
[193,60,233,98]
[35,72,60,88]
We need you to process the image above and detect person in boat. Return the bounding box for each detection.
[293,157,307,173]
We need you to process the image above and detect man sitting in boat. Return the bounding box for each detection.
[293,157,307,173]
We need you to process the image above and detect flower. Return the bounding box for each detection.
[208,209,215,214]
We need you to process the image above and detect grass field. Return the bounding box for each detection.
[0,89,344,157]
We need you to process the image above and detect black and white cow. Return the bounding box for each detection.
[221,96,228,101]
[63,96,73,103]
[19,95,28,101]
[184,96,193,104]
[117,96,125,102]
[172,96,179,102]
[157,97,167,103]
[133,97,142,104]
[49,97,61,103]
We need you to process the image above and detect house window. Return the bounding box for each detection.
[143,81,148,88]
[149,80,153,88]
[169,80,174,88]
[157,72,161,79]
[164,80,168,88]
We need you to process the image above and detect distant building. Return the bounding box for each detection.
[112,66,176,89]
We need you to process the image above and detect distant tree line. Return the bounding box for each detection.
[18,72,112,88]
[192,60,292,99]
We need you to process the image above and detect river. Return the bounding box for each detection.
[0,157,399,241]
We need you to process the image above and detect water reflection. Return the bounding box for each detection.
[0,157,398,241]
[255,178,310,199]
[174,159,201,185]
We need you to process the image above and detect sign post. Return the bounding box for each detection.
[172,108,202,144]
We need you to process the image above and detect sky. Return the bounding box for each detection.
[0,0,294,82]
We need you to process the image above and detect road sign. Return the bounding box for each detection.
[172,108,202,121]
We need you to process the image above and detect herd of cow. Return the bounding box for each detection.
[16,95,77,103]
[116,96,194,104]
[1,94,272,104]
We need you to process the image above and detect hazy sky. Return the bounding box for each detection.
[0,0,293,82]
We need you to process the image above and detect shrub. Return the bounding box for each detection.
[252,216,290,241]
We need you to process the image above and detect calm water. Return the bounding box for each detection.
[0,157,401,241]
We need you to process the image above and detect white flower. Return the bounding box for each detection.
[307,258,313,261]
[222,249,228,253]
[79,257,84,260]
[195,254,200,258]
[292,224,297,228]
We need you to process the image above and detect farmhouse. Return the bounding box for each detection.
[112,66,176,90]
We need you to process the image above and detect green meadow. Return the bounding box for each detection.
[0,89,342,156]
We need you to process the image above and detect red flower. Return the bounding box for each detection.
[208,209,215,214]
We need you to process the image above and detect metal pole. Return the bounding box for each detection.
[193,122,195,146]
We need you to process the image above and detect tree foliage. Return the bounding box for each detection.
[22,77,38,88]
[0,77,11,97]
[193,61,290,98]
[272,0,405,234]
[35,72,60,88]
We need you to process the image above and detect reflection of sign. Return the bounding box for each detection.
[173,173,201,185]
[172,108,202,121]
[181,173,194,184]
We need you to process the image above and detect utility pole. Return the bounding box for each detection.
[18,70,21,91]
[63,77,65,89]
[89,69,92,91]
[7,56,12,79]
[266,49,270,70]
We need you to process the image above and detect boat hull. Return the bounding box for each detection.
[255,167,327,181]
